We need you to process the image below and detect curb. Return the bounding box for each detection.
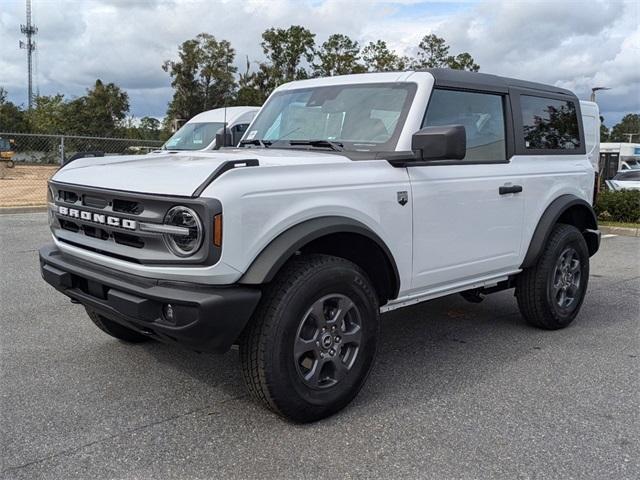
[0,206,48,215]
[600,225,640,237]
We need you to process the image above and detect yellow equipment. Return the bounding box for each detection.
[0,137,16,168]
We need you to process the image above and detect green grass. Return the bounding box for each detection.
[599,220,640,229]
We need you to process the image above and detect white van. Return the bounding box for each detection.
[159,106,259,152]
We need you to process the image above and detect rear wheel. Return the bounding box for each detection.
[240,254,379,423]
[86,309,150,343]
[516,224,590,329]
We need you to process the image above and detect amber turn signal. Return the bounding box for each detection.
[213,214,223,247]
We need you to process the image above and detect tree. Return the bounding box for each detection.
[361,40,409,72]
[600,116,609,142]
[133,116,162,140]
[413,34,480,71]
[163,38,202,125]
[24,94,69,134]
[609,114,640,142]
[260,25,316,83]
[0,87,29,132]
[313,34,366,77]
[414,34,450,69]
[235,56,268,106]
[197,34,237,110]
[447,52,480,72]
[163,33,237,125]
[236,25,316,105]
[81,79,130,136]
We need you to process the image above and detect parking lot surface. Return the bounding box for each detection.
[1,213,638,480]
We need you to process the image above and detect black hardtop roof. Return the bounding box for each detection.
[422,68,576,97]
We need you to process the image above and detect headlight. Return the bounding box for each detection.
[163,206,203,257]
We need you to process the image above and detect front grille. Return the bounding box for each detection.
[60,219,80,233]
[49,181,220,265]
[83,195,108,209]
[113,198,143,215]
[59,190,79,204]
[83,225,109,241]
[113,232,145,249]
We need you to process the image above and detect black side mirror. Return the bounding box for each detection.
[411,125,466,161]
[214,130,233,150]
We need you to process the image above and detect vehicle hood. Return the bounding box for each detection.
[52,149,352,197]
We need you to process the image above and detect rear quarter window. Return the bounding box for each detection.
[520,95,581,151]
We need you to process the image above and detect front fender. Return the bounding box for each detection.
[239,216,400,297]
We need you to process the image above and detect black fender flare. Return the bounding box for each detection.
[239,216,400,297]
[521,194,599,269]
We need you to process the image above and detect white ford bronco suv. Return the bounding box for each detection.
[40,70,601,422]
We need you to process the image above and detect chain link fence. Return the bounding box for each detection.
[0,133,163,208]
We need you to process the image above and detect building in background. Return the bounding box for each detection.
[599,143,640,180]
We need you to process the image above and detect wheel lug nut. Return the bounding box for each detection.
[329,349,335,356]
[320,352,325,358]
[316,341,320,346]
[331,325,336,331]
[335,336,341,343]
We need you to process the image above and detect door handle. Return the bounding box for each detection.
[499,184,523,195]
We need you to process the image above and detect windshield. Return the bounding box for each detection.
[163,122,225,150]
[614,170,640,181]
[244,83,416,152]
[0,139,9,151]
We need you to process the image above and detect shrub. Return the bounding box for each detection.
[595,189,640,223]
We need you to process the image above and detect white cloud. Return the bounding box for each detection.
[0,0,638,125]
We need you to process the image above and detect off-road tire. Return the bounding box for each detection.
[240,254,380,423]
[86,309,150,343]
[516,224,590,329]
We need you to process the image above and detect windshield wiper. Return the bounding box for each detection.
[239,139,272,148]
[286,140,344,152]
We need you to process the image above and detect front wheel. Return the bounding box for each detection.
[516,224,590,329]
[240,254,379,423]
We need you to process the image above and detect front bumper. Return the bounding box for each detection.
[39,244,261,353]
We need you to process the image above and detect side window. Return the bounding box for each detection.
[423,89,506,162]
[520,95,580,150]
[231,123,249,145]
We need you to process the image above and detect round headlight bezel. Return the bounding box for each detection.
[162,206,203,258]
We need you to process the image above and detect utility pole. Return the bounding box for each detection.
[19,0,38,110]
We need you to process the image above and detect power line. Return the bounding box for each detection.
[19,0,38,109]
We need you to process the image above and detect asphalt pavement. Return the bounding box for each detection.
[1,213,638,480]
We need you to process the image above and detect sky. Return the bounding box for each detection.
[0,0,638,127]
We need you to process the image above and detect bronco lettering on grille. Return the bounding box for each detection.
[57,205,137,230]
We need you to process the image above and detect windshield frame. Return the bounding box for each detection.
[242,82,418,153]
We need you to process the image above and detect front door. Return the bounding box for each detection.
[409,88,524,291]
